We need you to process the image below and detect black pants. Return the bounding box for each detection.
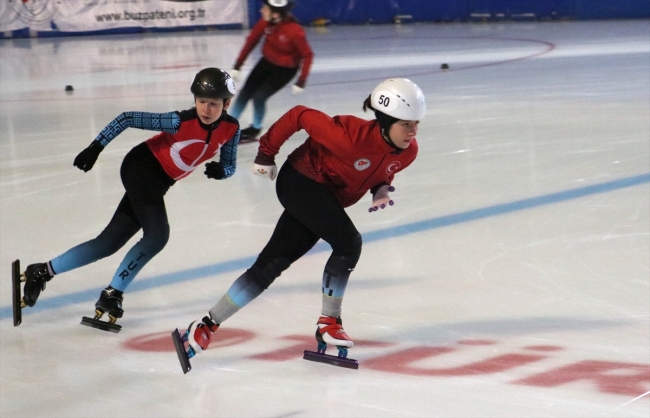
[50,143,175,292]
[231,58,298,129]
[253,162,361,276]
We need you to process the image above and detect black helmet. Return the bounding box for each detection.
[190,68,236,99]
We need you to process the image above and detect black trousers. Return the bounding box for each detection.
[253,162,361,273]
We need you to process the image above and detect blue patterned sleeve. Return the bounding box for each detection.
[218,128,241,179]
[93,111,181,147]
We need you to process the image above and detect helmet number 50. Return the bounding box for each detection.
[378,95,390,107]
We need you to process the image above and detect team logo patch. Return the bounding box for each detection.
[354,158,371,171]
[386,161,401,174]
[8,0,59,26]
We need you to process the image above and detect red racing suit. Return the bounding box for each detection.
[258,105,418,207]
[234,17,313,88]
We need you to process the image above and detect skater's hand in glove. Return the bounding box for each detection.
[369,185,395,212]
[204,161,225,180]
[73,141,103,172]
[292,85,304,95]
[252,152,277,181]
[229,69,240,82]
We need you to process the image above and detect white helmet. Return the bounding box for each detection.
[370,78,426,121]
[265,0,294,9]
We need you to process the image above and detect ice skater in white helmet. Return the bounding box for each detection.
[173,78,426,371]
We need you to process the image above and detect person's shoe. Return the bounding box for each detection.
[95,286,124,319]
[187,315,219,354]
[22,263,53,307]
[316,315,353,348]
[239,126,261,143]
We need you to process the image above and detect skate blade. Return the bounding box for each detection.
[80,316,122,333]
[238,138,259,144]
[172,329,192,374]
[11,260,22,327]
[303,350,359,370]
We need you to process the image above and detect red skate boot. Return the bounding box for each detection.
[317,315,354,348]
[303,315,359,369]
[172,316,219,374]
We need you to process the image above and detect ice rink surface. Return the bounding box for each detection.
[1,19,649,417]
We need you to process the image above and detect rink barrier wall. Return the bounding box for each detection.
[261,0,650,27]
[1,0,648,39]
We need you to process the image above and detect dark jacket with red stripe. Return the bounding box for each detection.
[234,17,314,88]
[258,105,418,207]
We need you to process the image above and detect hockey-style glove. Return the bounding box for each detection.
[73,141,104,172]
[369,185,395,212]
[252,152,277,181]
[204,161,225,180]
[229,69,240,82]
[291,85,304,95]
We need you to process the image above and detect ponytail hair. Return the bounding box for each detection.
[363,94,399,133]
[362,95,374,113]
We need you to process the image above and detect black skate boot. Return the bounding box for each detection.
[80,286,123,333]
[239,126,261,143]
[22,263,54,307]
[12,260,54,327]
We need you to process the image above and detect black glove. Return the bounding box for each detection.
[73,141,103,172]
[204,161,225,180]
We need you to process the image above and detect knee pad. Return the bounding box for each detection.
[249,257,292,289]
[332,233,362,269]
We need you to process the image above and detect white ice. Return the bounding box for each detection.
[1,20,649,417]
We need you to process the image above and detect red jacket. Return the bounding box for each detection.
[234,18,313,88]
[258,105,418,207]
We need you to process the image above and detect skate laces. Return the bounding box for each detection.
[103,286,123,300]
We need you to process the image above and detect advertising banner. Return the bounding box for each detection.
[1,0,244,34]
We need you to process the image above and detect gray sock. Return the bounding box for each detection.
[321,294,343,318]
[209,294,241,324]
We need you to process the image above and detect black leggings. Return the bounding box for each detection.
[231,58,298,129]
[50,143,175,292]
[250,162,362,290]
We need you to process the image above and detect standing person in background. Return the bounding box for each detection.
[14,68,240,331]
[175,78,426,368]
[229,0,313,143]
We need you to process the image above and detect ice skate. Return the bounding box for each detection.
[80,286,123,333]
[172,316,219,374]
[12,260,54,327]
[303,316,359,369]
[239,126,261,143]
